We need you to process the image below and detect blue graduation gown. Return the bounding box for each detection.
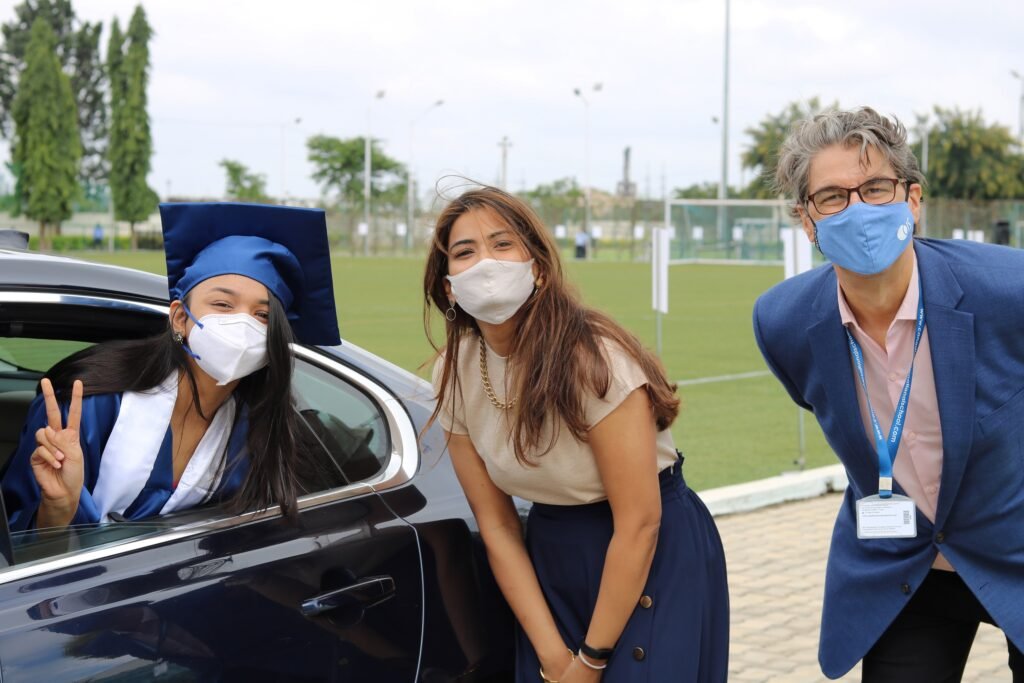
[2,391,250,532]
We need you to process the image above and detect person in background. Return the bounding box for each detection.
[753,106,1024,682]
[574,229,590,260]
[425,186,728,682]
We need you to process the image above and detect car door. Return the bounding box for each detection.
[0,328,424,682]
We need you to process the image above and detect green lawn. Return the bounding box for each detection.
[75,250,838,491]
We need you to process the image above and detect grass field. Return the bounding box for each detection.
[74,250,839,491]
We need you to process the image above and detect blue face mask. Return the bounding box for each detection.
[813,201,915,275]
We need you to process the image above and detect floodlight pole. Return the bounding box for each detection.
[280,116,301,202]
[1012,70,1024,143]
[407,99,445,251]
[574,83,602,247]
[917,114,930,236]
[364,90,385,256]
[717,0,730,243]
[498,136,512,190]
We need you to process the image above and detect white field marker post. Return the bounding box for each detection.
[652,227,670,356]
[781,227,814,469]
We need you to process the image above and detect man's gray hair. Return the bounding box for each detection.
[775,106,924,217]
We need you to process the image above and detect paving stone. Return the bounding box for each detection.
[729,666,784,681]
[721,493,1014,682]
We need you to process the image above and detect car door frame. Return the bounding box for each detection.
[0,289,427,680]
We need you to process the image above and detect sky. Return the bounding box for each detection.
[0,0,1022,203]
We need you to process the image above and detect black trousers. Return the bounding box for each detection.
[862,569,1024,682]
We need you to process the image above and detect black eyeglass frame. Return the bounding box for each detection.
[804,178,912,216]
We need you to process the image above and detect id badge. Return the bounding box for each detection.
[856,494,917,539]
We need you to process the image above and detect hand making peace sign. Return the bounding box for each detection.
[30,378,85,522]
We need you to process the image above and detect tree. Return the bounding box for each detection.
[68,19,106,186]
[107,6,156,249]
[306,135,406,210]
[0,1,107,187]
[519,177,583,228]
[106,17,122,102]
[220,159,271,203]
[916,106,1024,200]
[741,97,836,198]
[11,18,80,249]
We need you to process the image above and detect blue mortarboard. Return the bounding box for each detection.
[160,202,341,346]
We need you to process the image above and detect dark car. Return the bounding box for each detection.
[0,246,514,682]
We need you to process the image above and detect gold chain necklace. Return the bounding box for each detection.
[479,338,516,410]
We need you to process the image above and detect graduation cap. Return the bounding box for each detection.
[159,202,341,346]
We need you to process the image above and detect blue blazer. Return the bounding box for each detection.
[753,238,1024,678]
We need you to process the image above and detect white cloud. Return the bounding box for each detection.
[0,0,1021,200]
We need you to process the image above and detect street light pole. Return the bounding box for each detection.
[718,0,730,242]
[279,116,301,202]
[407,99,445,251]
[916,114,930,236]
[364,90,386,255]
[1012,70,1024,142]
[498,136,512,190]
[574,83,602,241]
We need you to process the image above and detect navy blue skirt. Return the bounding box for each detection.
[516,459,729,682]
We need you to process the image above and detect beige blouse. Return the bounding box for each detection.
[433,335,678,505]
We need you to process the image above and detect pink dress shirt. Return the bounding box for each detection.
[838,251,953,571]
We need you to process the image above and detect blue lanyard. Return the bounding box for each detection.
[845,283,925,498]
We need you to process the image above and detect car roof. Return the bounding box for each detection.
[0,248,168,303]
[0,248,436,416]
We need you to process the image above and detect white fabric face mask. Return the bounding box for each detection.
[447,258,536,325]
[185,312,269,385]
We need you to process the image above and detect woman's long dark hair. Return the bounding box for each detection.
[46,294,308,519]
[423,185,680,465]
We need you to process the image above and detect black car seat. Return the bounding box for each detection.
[0,390,34,470]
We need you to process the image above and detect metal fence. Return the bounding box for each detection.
[3,197,1023,257]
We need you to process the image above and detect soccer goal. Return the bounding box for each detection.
[662,197,804,266]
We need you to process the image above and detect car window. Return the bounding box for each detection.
[292,358,391,487]
[10,521,174,565]
[0,337,396,570]
[0,338,93,373]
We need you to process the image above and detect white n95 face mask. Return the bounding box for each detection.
[447,258,536,325]
[185,313,269,385]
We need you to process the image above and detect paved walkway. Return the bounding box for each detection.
[716,493,1013,682]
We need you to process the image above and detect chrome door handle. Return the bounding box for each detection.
[300,575,395,617]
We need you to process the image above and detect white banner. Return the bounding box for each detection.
[652,228,670,314]
[780,227,813,279]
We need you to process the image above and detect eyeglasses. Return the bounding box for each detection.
[805,178,908,215]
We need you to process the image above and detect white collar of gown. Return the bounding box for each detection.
[90,371,237,521]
